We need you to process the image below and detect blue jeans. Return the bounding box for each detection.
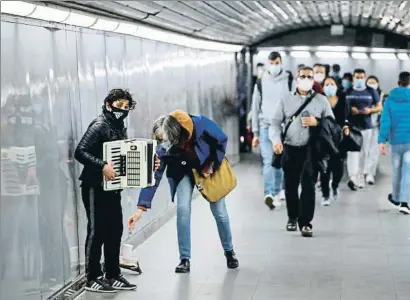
[259,126,283,196]
[391,143,410,203]
[176,176,234,259]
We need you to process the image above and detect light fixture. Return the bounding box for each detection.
[352,46,367,52]
[317,46,349,52]
[291,46,310,51]
[285,2,298,17]
[399,1,407,10]
[115,23,138,35]
[64,12,96,27]
[29,5,70,22]
[0,1,36,16]
[371,47,396,53]
[279,51,287,57]
[370,53,397,60]
[315,51,349,58]
[91,19,119,31]
[271,3,289,20]
[397,53,410,60]
[290,51,311,58]
[351,52,369,59]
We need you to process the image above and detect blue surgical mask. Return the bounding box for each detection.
[160,141,170,150]
[268,64,282,76]
[354,78,366,89]
[367,83,378,90]
[324,85,338,97]
[342,80,352,89]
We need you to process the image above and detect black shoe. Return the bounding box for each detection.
[264,195,275,210]
[286,219,297,232]
[347,180,358,191]
[301,226,313,238]
[225,250,239,269]
[175,259,190,273]
[399,203,410,215]
[85,277,116,293]
[106,274,137,290]
[388,194,400,208]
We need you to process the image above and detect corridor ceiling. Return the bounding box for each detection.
[47,1,410,45]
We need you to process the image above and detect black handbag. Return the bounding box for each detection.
[272,92,317,168]
[341,126,363,152]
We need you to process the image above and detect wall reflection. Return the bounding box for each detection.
[0,21,237,300]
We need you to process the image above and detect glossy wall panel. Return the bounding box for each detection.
[0,21,238,300]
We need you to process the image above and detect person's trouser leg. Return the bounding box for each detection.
[391,145,402,202]
[259,126,275,196]
[299,148,316,228]
[176,176,194,260]
[282,145,305,221]
[210,198,233,252]
[399,148,410,203]
[82,185,104,281]
[364,127,380,177]
[358,129,373,177]
[320,164,331,199]
[103,190,123,279]
[347,151,359,180]
[331,156,345,190]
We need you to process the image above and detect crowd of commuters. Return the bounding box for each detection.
[250,51,410,237]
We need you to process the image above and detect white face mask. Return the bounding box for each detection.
[314,73,325,83]
[298,78,314,92]
[367,83,378,90]
[268,64,282,76]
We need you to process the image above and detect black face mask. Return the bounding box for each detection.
[110,106,129,121]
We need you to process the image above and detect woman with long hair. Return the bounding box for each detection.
[319,76,351,205]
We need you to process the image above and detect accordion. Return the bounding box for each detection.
[102,139,157,191]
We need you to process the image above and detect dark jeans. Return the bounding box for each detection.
[320,155,345,198]
[82,185,123,280]
[282,144,316,228]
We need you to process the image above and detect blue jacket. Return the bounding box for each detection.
[137,115,228,209]
[378,87,410,145]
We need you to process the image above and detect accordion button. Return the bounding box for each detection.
[181,161,187,165]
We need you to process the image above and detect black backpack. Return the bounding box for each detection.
[257,70,293,111]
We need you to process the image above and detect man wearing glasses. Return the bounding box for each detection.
[270,67,334,237]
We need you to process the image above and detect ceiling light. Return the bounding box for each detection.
[91,19,119,31]
[271,3,289,20]
[370,53,397,60]
[29,5,70,22]
[397,53,410,60]
[371,47,396,53]
[290,51,311,58]
[64,12,96,27]
[315,51,349,59]
[317,46,349,52]
[352,47,367,52]
[115,23,138,35]
[351,52,368,59]
[291,46,310,51]
[1,1,36,16]
[285,3,298,17]
[399,1,407,10]
[279,51,287,57]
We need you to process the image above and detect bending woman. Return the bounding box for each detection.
[129,110,239,272]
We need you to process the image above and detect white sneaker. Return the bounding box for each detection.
[366,175,375,185]
[279,190,286,201]
[273,195,282,208]
[399,204,410,215]
[321,197,331,206]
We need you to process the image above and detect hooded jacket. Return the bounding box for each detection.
[378,87,410,145]
[137,110,228,209]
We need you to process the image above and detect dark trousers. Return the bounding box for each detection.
[82,185,123,280]
[282,145,316,228]
[319,155,345,198]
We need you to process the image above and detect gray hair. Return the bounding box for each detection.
[152,115,166,140]
[162,115,182,146]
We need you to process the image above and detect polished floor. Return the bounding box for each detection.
[76,156,410,300]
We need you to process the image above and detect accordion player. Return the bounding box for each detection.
[103,139,157,191]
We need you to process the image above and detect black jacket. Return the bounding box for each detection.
[74,111,127,187]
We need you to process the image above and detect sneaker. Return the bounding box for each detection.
[85,277,116,293]
[388,194,400,209]
[321,197,331,206]
[332,188,339,201]
[286,219,297,232]
[347,179,358,191]
[273,195,281,208]
[224,250,239,269]
[264,194,276,210]
[175,259,190,273]
[106,275,137,290]
[279,190,286,201]
[399,203,410,215]
[357,175,365,189]
[366,175,375,185]
[301,226,313,237]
